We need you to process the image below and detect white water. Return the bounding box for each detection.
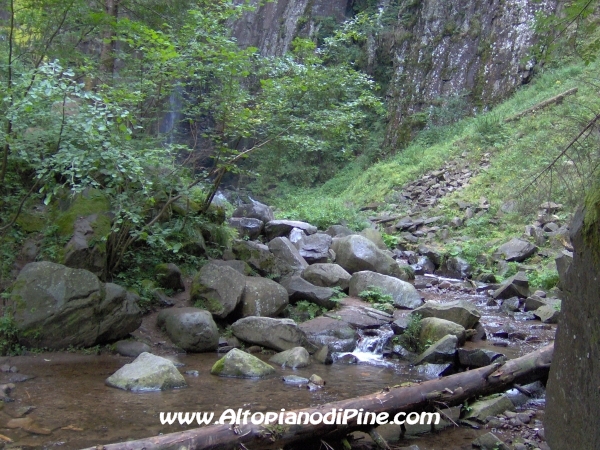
[335,325,395,366]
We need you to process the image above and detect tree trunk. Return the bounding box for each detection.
[83,344,553,450]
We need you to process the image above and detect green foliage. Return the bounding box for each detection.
[398,313,423,353]
[331,286,348,300]
[358,286,393,304]
[381,233,398,250]
[294,300,328,321]
[529,269,560,291]
[0,313,22,356]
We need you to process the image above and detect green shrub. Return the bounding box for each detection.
[358,286,393,304]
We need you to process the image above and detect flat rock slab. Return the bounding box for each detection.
[412,300,481,329]
[106,352,187,392]
[265,220,317,240]
[495,238,538,262]
[325,297,393,329]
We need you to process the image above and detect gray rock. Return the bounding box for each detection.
[411,300,481,329]
[12,262,141,349]
[231,317,314,352]
[359,228,388,250]
[533,304,560,323]
[156,308,219,352]
[155,263,184,292]
[325,298,393,328]
[115,340,151,357]
[282,375,309,385]
[324,225,354,238]
[495,238,538,262]
[418,244,442,267]
[106,352,186,391]
[299,317,357,352]
[349,271,423,309]
[269,347,310,368]
[313,345,333,365]
[472,432,511,450]
[230,240,289,279]
[240,277,288,317]
[415,363,454,378]
[296,233,332,264]
[500,296,521,313]
[228,217,264,240]
[492,271,530,299]
[458,348,506,367]
[288,227,306,245]
[211,348,275,378]
[391,315,410,334]
[280,276,337,309]
[301,263,351,290]
[524,295,547,311]
[414,335,458,365]
[268,237,308,272]
[190,263,246,319]
[208,259,254,276]
[436,256,472,279]
[63,213,108,276]
[555,250,573,289]
[466,395,515,422]
[419,317,466,345]
[332,235,404,278]
[232,200,274,224]
[265,220,317,240]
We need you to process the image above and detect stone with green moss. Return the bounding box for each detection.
[211,348,275,378]
[190,263,246,319]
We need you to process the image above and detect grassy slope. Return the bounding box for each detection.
[273,60,600,288]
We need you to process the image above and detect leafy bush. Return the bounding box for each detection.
[397,313,423,353]
[529,269,560,291]
[358,286,393,304]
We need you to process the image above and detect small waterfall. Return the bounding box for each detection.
[159,86,183,144]
[335,325,394,366]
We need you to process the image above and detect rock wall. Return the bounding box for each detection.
[233,0,557,148]
[545,208,600,450]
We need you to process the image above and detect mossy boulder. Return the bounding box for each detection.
[211,348,275,378]
[155,263,184,292]
[332,235,404,278]
[269,347,311,369]
[156,307,219,352]
[106,352,187,391]
[190,263,246,319]
[239,277,288,318]
[411,300,481,329]
[419,317,466,346]
[11,262,142,349]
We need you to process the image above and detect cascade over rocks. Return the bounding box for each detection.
[156,308,219,352]
[190,263,246,319]
[348,271,423,310]
[239,277,288,317]
[231,317,315,352]
[106,352,186,392]
[332,235,404,278]
[11,262,141,349]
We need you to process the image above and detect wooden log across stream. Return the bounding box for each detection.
[86,344,553,450]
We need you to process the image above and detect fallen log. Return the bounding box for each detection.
[85,344,553,450]
[504,87,578,123]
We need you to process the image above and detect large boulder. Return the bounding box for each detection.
[228,217,264,240]
[492,271,530,299]
[411,300,481,329]
[302,263,351,291]
[295,233,332,264]
[269,347,311,369]
[349,271,423,309]
[435,256,473,279]
[207,259,254,276]
[414,334,458,365]
[267,237,308,272]
[231,317,315,352]
[155,263,185,292]
[332,235,403,277]
[280,276,337,309]
[546,207,600,450]
[240,277,288,317]
[359,228,388,250]
[495,238,538,262]
[190,263,246,318]
[554,250,573,289]
[232,200,274,224]
[533,304,560,324]
[265,220,318,240]
[325,297,393,329]
[211,348,275,378]
[156,308,219,352]
[324,225,354,238]
[299,317,357,352]
[419,317,466,345]
[230,240,289,279]
[11,262,141,349]
[106,352,186,391]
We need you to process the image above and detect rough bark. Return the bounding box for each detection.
[83,344,553,450]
